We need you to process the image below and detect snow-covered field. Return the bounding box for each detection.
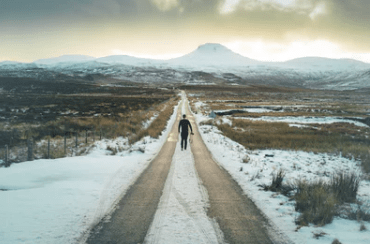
[0,102,179,244]
[193,111,370,244]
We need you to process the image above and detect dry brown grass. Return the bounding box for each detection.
[216,119,370,173]
[130,98,179,143]
[294,172,361,226]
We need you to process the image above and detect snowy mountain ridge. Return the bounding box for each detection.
[34,55,96,65]
[0,43,369,90]
[12,43,365,70]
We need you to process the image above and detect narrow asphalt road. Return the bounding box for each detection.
[85,94,284,244]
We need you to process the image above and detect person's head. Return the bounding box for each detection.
[183,114,186,119]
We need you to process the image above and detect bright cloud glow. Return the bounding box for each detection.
[151,0,179,11]
[219,0,241,14]
[309,2,327,20]
[224,40,370,63]
[219,0,327,20]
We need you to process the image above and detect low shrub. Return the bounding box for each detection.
[271,169,286,190]
[294,180,338,226]
[341,205,370,222]
[332,238,342,244]
[242,155,250,163]
[293,172,361,226]
[360,223,367,231]
[262,169,285,191]
[261,169,295,196]
[329,172,360,203]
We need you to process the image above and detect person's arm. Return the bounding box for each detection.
[178,120,181,133]
[188,121,193,134]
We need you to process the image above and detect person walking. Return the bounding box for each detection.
[178,114,193,150]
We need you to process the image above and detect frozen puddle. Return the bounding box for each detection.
[235,116,368,127]
[144,140,224,244]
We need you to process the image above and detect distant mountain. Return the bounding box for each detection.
[0,61,38,71]
[168,43,260,67]
[25,44,369,71]
[34,55,96,65]
[0,61,22,65]
[280,57,370,71]
[96,55,162,66]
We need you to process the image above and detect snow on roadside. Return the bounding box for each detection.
[143,113,159,129]
[193,113,370,244]
[0,101,180,244]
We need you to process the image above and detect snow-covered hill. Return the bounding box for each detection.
[0,43,369,90]
[168,43,260,68]
[280,57,370,71]
[96,55,164,66]
[34,55,96,66]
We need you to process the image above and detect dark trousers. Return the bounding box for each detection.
[181,133,188,149]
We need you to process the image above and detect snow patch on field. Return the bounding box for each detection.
[234,116,368,127]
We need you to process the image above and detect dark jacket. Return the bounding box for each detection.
[178,119,192,135]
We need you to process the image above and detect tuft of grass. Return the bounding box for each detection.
[295,180,338,226]
[312,231,328,239]
[342,205,370,222]
[271,169,285,190]
[293,172,362,226]
[262,169,285,191]
[242,155,250,163]
[106,145,118,155]
[329,172,360,203]
[332,238,342,244]
[261,169,295,196]
[360,222,367,231]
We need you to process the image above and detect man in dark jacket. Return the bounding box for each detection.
[178,114,193,150]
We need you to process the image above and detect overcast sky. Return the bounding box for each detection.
[0,0,370,62]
